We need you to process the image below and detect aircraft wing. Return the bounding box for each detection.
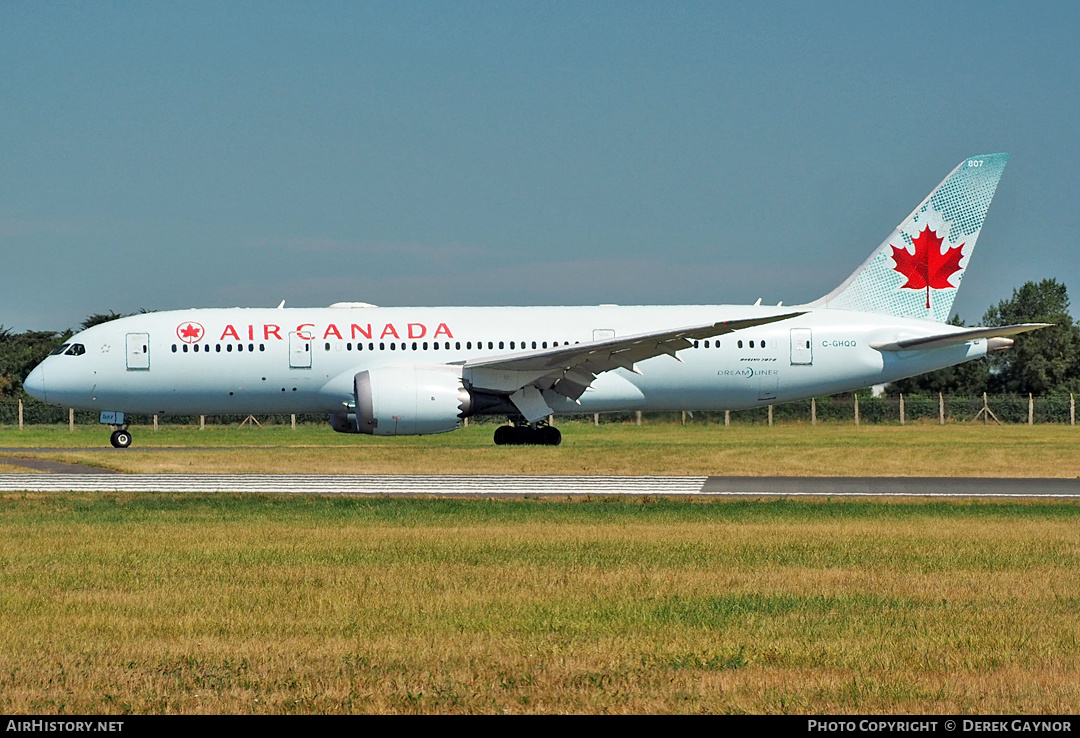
[458,311,805,421]
[870,323,1050,352]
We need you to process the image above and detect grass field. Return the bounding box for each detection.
[1,421,1079,476]
[1,494,1078,714]
[2,424,1078,714]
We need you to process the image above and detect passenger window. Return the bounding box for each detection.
[171,344,177,353]
[488,341,493,349]
[182,345,189,353]
[499,341,504,349]
[433,342,438,350]
[510,341,515,350]
[412,342,418,350]
[216,344,221,352]
[456,342,461,350]
[466,341,471,350]
[379,342,384,351]
[737,340,743,348]
[693,340,699,348]
[704,340,710,348]
[227,344,233,352]
[194,344,200,352]
[260,344,265,351]
[238,344,244,352]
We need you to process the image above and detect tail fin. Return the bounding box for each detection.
[810,153,1009,322]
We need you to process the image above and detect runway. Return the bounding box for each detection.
[0,473,1078,497]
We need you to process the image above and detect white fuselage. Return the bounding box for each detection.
[26,304,984,418]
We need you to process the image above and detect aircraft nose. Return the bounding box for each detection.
[23,364,46,402]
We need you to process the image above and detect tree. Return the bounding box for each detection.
[982,279,1080,395]
[0,327,72,396]
[81,311,126,330]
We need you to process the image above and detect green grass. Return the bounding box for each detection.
[2,494,1079,713]
[2,422,1079,477]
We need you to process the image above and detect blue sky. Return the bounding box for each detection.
[3,1,1079,330]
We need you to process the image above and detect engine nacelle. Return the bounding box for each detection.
[354,365,472,436]
[329,412,360,433]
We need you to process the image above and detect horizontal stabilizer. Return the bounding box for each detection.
[870,323,1050,352]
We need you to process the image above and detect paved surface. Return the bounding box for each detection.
[700,476,1080,497]
[0,473,1076,497]
[0,457,118,474]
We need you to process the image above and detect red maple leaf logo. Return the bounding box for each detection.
[891,226,965,310]
[176,322,204,343]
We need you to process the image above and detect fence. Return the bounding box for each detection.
[605,393,1076,426]
[0,393,1076,429]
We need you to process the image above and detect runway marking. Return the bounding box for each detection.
[0,474,1078,497]
[0,474,706,495]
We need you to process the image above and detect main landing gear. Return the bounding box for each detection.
[493,417,562,446]
[109,428,132,448]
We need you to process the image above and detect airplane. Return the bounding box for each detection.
[23,153,1047,448]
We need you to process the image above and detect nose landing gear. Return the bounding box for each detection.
[100,411,132,448]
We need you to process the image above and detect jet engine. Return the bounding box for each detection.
[352,365,472,435]
[329,412,360,433]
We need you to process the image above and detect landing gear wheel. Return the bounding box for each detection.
[110,429,132,449]
[538,425,562,446]
[492,423,561,446]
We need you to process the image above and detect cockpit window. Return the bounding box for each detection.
[50,344,70,355]
[64,344,86,356]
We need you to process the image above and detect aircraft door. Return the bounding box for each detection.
[289,332,312,368]
[126,333,150,370]
[790,328,813,365]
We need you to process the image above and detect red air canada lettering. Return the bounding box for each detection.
[215,322,453,341]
